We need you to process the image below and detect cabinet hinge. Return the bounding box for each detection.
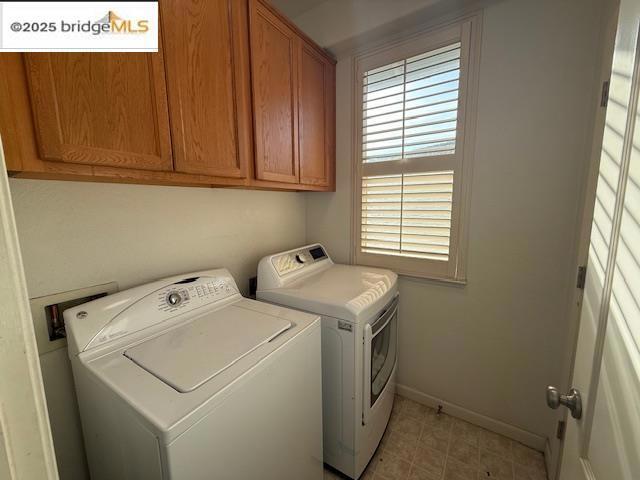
[577,265,587,290]
[601,80,610,108]
[556,420,566,440]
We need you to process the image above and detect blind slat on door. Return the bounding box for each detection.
[362,42,461,163]
[361,171,453,261]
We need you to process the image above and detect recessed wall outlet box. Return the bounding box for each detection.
[30,282,118,355]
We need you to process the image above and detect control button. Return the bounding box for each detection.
[295,254,305,264]
[167,292,182,306]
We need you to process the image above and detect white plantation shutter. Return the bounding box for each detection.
[362,43,461,162]
[361,171,454,260]
[354,21,477,280]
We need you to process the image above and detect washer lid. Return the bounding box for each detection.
[123,305,291,393]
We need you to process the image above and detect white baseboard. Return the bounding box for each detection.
[396,384,546,452]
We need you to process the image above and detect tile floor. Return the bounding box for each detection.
[324,394,548,480]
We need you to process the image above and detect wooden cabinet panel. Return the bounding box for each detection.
[4,1,335,191]
[299,43,335,187]
[161,0,252,178]
[250,0,299,184]
[24,51,172,171]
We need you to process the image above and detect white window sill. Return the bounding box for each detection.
[396,270,467,287]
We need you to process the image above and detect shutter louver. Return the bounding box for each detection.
[362,42,461,163]
[361,171,453,261]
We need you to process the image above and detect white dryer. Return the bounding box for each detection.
[64,269,323,480]
[257,245,398,479]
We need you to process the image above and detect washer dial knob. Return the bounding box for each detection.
[167,292,182,306]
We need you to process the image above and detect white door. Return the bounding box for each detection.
[554,1,640,478]
[0,138,59,479]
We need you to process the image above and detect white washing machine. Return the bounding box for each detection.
[257,244,398,479]
[64,268,323,480]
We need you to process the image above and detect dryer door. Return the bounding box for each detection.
[363,296,398,424]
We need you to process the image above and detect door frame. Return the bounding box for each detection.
[547,1,620,478]
[0,136,59,480]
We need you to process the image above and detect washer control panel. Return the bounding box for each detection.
[67,268,242,352]
[272,245,328,276]
[156,277,236,313]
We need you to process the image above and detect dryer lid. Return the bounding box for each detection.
[123,305,291,393]
[258,264,398,323]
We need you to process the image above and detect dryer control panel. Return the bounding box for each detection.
[272,245,329,276]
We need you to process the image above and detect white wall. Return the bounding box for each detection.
[291,0,484,53]
[9,179,307,479]
[0,432,10,479]
[305,0,605,443]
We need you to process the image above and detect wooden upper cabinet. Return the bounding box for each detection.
[250,0,299,184]
[7,0,335,190]
[299,42,335,187]
[24,51,173,171]
[160,0,252,178]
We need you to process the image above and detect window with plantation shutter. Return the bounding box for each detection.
[354,19,479,281]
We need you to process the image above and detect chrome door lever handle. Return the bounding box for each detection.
[546,385,583,419]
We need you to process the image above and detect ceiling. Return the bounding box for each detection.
[270,0,328,19]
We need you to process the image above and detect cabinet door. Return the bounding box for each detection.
[24,51,172,171]
[299,43,335,187]
[250,0,299,183]
[161,0,252,178]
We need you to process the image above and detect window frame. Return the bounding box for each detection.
[352,16,481,282]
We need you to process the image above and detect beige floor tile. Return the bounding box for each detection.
[512,443,545,471]
[419,425,451,453]
[413,445,446,479]
[376,452,412,480]
[513,463,547,480]
[408,463,442,480]
[443,457,476,480]
[394,394,409,412]
[448,437,479,468]
[334,395,546,480]
[424,410,454,431]
[479,429,513,460]
[451,419,482,447]
[389,413,424,440]
[389,408,402,423]
[403,399,432,421]
[384,431,420,463]
[479,450,514,480]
